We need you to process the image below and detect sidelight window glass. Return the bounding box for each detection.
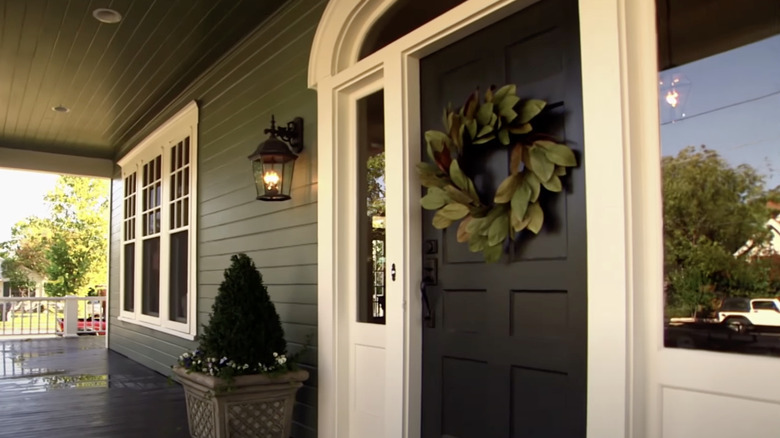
[357,90,386,324]
[658,0,780,355]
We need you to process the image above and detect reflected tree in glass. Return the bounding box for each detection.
[662,145,780,318]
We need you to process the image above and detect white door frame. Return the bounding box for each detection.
[310,0,658,437]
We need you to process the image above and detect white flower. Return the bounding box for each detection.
[182,352,190,359]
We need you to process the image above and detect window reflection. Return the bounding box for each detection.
[660,21,780,355]
[357,90,386,324]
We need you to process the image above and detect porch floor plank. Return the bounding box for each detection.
[0,336,189,438]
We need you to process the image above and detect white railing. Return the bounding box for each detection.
[0,296,106,337]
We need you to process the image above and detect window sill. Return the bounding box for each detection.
[117,316,196,341]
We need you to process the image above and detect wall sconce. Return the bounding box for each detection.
[248,116,304,201]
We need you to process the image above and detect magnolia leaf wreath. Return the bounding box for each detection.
[417,84,577,263]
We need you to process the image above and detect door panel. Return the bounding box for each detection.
[420,1,586,437]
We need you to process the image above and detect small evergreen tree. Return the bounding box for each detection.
[197,253,287,372]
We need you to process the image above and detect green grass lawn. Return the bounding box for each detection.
[0,312,63,334]
[0,300,105,335]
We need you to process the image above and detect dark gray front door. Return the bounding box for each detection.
[420,1,587,437]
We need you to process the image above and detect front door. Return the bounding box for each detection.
[419,1,587,436]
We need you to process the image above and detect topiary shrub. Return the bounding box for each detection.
[177,253,290,378]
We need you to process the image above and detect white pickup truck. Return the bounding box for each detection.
[718,297,780,333]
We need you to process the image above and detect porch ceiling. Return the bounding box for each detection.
[0,0,284,163]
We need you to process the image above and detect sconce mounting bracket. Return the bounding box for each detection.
[265,116,304,154]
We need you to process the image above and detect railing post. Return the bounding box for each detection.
[63,295,79,337]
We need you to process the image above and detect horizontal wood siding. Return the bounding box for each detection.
[109,166,200,372]
[109,1,326,436]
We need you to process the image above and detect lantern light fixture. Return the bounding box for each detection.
[248,116,304,201]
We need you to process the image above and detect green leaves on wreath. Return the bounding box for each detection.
[453,206,505,263]
[448,160,479,203]
[417,162,447,188]
[421,186,448,210]
[537,140,577,167]
[496,139,572,234]
[425,130,454,173]
[417,83,578,263]
[432,203,469,229]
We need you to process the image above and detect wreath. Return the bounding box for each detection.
[417,84,577,263]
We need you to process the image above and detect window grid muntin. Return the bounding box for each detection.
[122,172,137,313]
[168,137,190,324]
[169,138,190,231]
[123,172,137,241]
[142,155,162,237]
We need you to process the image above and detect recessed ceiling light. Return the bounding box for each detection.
[52,105,70,113]
[93,8,122,24]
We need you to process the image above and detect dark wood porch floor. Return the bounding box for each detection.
[0,336,189,438]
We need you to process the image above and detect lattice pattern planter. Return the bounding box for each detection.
[173,366,308,438]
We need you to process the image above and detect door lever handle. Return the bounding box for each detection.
[420,278,435,328]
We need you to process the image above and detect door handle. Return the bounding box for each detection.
[420,278,435,328]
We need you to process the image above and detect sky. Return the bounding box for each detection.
[660,34,780,189]
[0,169,59,243]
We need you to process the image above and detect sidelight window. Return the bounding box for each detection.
[658,0,780,355]
[357,90,386,324]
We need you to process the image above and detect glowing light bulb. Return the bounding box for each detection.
[665,89,679,108]
[263,170,280,192]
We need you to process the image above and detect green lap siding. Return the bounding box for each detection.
[108,2,325,437]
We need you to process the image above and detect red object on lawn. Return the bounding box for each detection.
[56,318,107,335]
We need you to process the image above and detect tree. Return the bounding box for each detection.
[43,176,109,297]
[0,218,52,295]
[1,175,108,297]
[0,258,36,295]
[367,151,386,218]
[662,145,778,317]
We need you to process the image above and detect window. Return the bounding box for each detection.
[358,0,465,60]
[356,90,386,324]
[752,301,778,312]
[118,101,198,339]
[658,0,780,355]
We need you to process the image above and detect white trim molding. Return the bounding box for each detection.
[118,101,199,167]
[0,147,114,178]
[308,0,395,88]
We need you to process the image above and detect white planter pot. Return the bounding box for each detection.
[173,366,309,438]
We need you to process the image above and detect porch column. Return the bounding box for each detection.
[63,296,79,337]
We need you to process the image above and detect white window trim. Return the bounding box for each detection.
[118,101,198,340]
